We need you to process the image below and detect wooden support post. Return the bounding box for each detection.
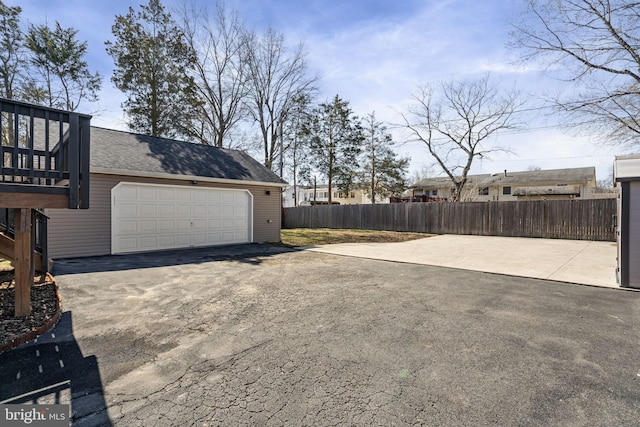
[13,208,33,317]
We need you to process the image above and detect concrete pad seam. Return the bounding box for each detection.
[544,241,592,280]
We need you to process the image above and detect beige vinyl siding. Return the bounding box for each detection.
[251,188,282,242]
[46,173,282,259]
[47,174,113,258]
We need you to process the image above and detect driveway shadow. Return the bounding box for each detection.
[53,243,297,275]
[0,312,112,426]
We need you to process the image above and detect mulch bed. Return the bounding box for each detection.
[0,270,61,353]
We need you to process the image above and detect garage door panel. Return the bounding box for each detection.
[117,237,138,251]
[120,186,138,200]
[177,219,192,230]
[158,204,175,216]
[193,219,206,229]
[140,236,158,248]
[177,191,191,201]
[120,204,137,216]
[207,232,221,242]
[113,183,252,254]
[176,234,192,246]
[139,187,157,200]
[158,188,175,200]
[139,220,157,232]
[140,204,157,216]
[119,221,137,233]
[158,220,175,231]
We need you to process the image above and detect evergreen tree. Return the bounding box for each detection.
[304,96,364,204]
[27,21,101,111]
[106,0,199,138]
[361,113,409,203]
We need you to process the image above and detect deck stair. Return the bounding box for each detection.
[0,208,47,272]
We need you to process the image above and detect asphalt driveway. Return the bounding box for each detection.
[1,244,639,426]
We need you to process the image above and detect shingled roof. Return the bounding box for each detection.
[90,127,286,186]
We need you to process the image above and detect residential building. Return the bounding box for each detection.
[409,167,602,201]
[282,185,390,207]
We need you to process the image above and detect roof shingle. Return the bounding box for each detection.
[90,127,286,185]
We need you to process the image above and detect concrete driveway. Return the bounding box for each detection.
[1,244,639,426]
[310,235,620,288]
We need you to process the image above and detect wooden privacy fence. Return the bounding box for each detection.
[283,199,617,241]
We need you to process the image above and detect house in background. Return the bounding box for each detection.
[46,127,287,259]
[409,167,604,202]
[282,184,390,207]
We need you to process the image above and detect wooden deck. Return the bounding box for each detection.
[0,98,90,316]
[0,98,90,209]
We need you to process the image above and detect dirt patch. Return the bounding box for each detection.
[281,228,433,247]
[0,271,60,352]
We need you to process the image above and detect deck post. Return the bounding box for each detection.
[13,208,33,317]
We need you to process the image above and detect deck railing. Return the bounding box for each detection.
[0,98,91,209]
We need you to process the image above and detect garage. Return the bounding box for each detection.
[46,127,285,259]
[112,182,252,254]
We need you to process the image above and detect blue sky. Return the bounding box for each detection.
[8,0,624,182]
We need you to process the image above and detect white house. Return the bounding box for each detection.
[282,185,390,207]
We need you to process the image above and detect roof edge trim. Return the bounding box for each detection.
[92,167,288,188]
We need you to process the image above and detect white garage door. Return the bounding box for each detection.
[112,182,252,254]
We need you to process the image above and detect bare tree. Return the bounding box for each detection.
[408,165,436,186]
[0,1,24,101]
[244,27,317,171]
[177,1,249,148]
[400,75,521,202]
[511,0,640,146]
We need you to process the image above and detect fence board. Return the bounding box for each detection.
[283,199,617,241]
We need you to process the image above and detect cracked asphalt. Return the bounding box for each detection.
[8,244,640,425]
